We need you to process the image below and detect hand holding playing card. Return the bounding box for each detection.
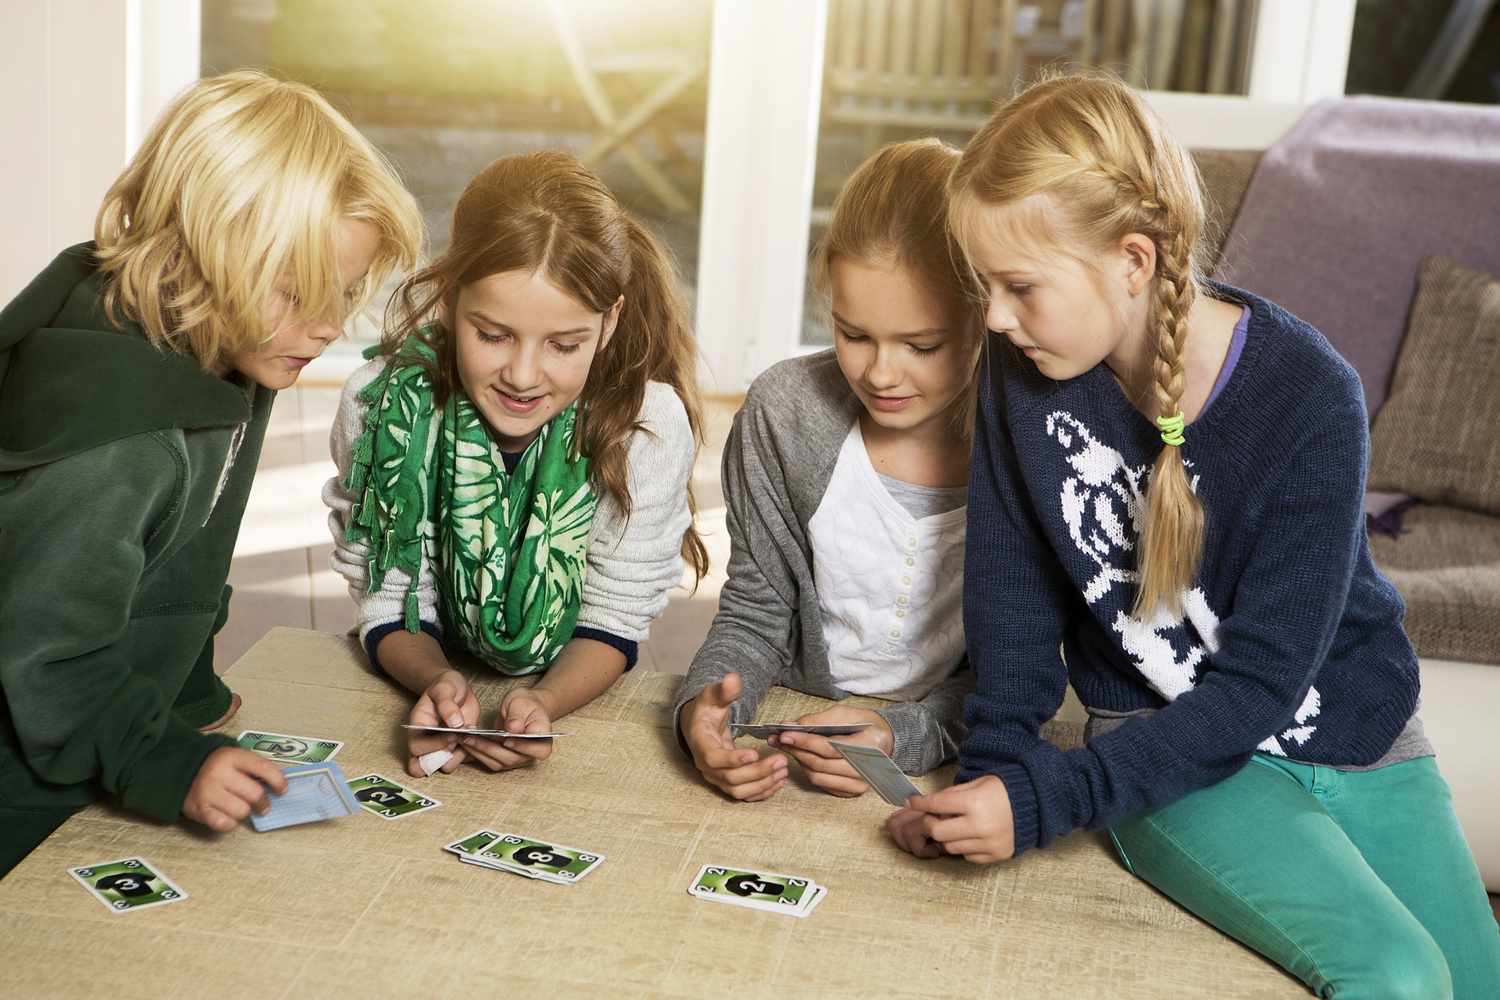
[682,672,788,802]
[405,669,480,778]
[495,687,557,766]
[769,707,892,797]
[182,747,289,832]
[892,775,1015,864]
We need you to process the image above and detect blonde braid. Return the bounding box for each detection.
[1134,227,1205,617]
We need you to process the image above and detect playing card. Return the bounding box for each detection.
[828,741,922,806]
[236,730,343,763]
[474,834,604,884]
[730,722,873,739]
[459,855,547,879]
[250,762,361,832]
[68,857,188,914]
[688,863,823,917]
[347,773,441,820]
[401,724,567,739]
[443,828,504,859]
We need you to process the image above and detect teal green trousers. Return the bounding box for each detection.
[1110,755,1500,998]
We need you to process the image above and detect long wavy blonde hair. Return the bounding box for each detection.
[380,151,708,583]
[810,138,986,439]
[950,72,1209,616]
[94,70,423,368]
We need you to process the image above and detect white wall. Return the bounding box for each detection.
[0,0,198,303]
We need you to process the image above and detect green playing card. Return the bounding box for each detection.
[476,834,604,882]
[68,857,188,914]
[443,829,503,858]
[347,773,441,820]
[689,864,815,912]
[236,730,343,764]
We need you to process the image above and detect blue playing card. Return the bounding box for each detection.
[249,761,363,832]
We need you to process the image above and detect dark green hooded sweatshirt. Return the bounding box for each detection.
[0,244,274,822]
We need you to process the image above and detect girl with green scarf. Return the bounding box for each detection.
[325,152,707,779]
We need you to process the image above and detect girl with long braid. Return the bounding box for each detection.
[886,74,1500,997]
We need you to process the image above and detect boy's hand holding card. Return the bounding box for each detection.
[249,761,362,832]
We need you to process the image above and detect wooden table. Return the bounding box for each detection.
[0,628,1299,998]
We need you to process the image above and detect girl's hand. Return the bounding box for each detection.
[405,669,480,778]
[904,775,1015,863]
[769,707,894,797]
[681,673,788,802]
[462,687,556,771]
[885,806,946,859]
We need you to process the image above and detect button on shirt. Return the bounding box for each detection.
[808,424,967,701]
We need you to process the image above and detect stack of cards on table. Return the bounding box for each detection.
[444,829,604,884]
[249,762,366,831]
[688,864,826,918]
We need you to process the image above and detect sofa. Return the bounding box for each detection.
[1192,148,1500,891]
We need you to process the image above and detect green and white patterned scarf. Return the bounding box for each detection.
[343,340,596,674]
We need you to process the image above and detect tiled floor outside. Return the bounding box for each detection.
[217,382,737,676]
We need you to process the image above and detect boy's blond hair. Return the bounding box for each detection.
[950,72,1208,618]
[94,70,423,368]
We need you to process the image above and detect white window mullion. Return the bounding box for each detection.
[1248,0,1355,103]
[694,0,829,394]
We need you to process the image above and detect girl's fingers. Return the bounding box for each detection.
[502,737,553,761]
[716,753,787,788]
[439,748,468,773]
[808,771,868,797]
[778,733,841,759]
[719,769,785,802]
[942,838,991,855]
[461,739,518,772]
[698,743,759,772]
[741,778,787,803]
[924,813,977,844]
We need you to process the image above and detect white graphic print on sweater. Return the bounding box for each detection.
[1045,411,1319,756]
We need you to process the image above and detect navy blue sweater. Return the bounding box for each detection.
[958,284,1420,855]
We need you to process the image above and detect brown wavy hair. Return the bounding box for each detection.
[949,72,1208,617]
[379,150,707,583]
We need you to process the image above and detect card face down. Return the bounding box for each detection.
[250,762,362,832]
[828,741,921,806]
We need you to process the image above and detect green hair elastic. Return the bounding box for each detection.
[1156,412,1186,447]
